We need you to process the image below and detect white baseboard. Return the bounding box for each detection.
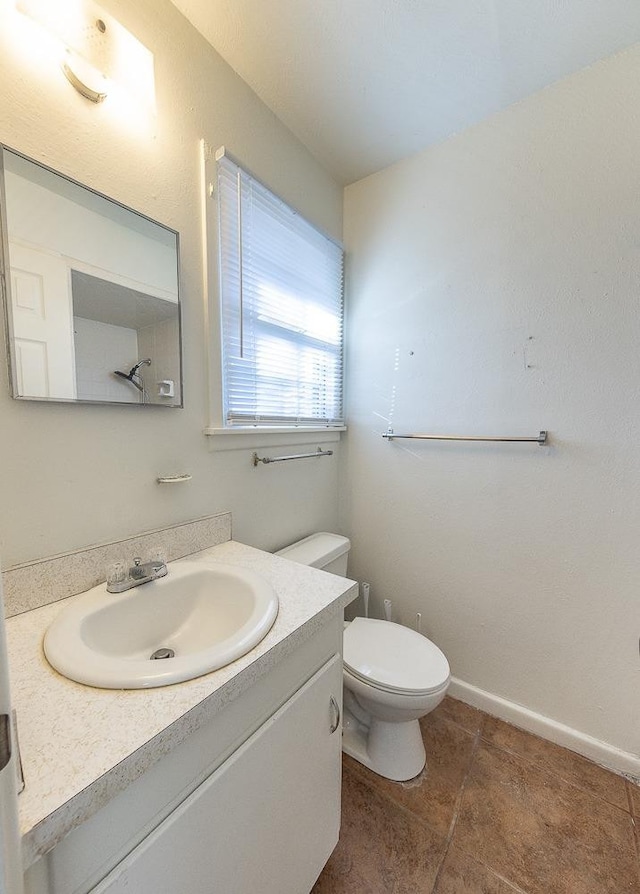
[449,677,640,782]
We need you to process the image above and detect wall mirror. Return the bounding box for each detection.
[0,147,182,406]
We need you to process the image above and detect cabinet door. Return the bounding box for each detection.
[93,654,343,894]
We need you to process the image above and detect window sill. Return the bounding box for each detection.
[203,426,346,452]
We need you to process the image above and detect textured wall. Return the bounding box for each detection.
[0,0,343,566]
[342,46,640,756]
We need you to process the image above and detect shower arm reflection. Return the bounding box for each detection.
[113,358,151,399]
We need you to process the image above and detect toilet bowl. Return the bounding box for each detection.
[276,533,451,781]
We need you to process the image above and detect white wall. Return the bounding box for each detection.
[342,45,640,759]
[0,0,343,566]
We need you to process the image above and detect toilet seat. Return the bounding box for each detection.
[343,617,450,696]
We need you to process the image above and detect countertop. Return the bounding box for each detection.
[5,540,358,868]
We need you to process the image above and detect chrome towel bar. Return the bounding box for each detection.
[252,447,334,466]
[383,429,548,445]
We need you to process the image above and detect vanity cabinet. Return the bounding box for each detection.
[95,654,341,894]
[24,615,344,894]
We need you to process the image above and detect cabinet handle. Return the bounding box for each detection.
[329,696,341,734]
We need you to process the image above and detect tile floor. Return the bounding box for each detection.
[313,697,640,893]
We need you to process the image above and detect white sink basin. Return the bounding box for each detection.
[43,561,279,689]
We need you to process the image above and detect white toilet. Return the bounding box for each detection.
[277,533,450,781]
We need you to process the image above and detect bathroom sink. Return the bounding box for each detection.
[43,561,279,689]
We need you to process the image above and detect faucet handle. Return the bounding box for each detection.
[150,547,167,567]
[106,562,126,587]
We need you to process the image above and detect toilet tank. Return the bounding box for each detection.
[276,533,351,577]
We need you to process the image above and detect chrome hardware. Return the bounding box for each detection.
[106,557,168,593]
[157,474,192,484]
[253,447,334,466]
[383,429,548,445]
[329,695,341,734]
[150,647,175,660]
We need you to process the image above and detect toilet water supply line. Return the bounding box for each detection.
[362,582,370,618]
[360,582,422,632]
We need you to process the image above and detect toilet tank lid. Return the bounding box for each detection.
[276,533,351,568]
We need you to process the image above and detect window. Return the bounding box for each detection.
[217,154,344,428]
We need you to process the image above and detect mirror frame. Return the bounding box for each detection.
[0,145,184,408]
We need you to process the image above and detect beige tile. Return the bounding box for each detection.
[628,782,640,866]
[628,781,640,817]
[431,696,484,734]
[453,741,639,894]
[312,764,448,894]
[346,712,476,836]
[435,846,530,894]
[481,715,628,811]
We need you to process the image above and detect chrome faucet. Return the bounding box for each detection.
[106,556,168,593]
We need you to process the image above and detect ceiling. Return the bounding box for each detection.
[170,0,640,184]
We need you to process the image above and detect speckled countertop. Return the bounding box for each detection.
[5,541,358,868]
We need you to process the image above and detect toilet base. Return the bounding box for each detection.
[342,703,426,781]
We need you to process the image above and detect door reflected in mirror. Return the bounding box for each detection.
[0,147,182,406]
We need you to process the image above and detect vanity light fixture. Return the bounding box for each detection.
[15,0,155,112]
[62,46,109,104]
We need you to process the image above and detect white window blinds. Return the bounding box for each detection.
[217,154,344,427]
